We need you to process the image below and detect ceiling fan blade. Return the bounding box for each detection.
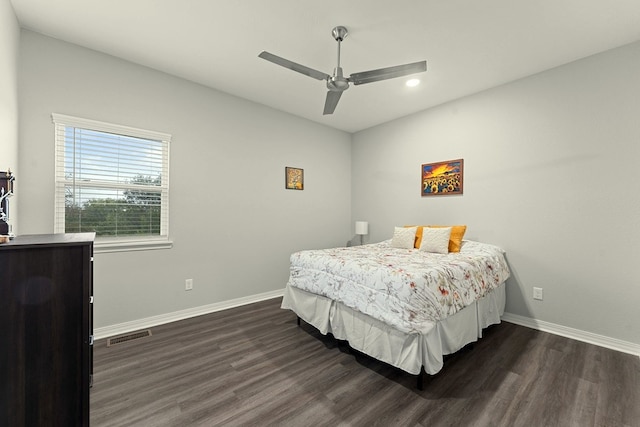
[323,90,343,115]
[259,51,330,81]
[348,60,427,85]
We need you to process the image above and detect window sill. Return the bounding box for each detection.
[94,238,173,254]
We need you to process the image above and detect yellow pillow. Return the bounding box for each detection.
[404,225,424,249]
[428,225,467,252]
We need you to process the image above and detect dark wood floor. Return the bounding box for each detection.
[91,297,640,427]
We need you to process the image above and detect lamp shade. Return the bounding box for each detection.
[355,221,369,235]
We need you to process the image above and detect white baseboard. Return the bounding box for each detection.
[502,312,640,358]
[94,288,285,340]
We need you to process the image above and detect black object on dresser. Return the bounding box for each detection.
[0,233,95,427]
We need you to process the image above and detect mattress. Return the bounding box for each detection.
[286,239,510,335]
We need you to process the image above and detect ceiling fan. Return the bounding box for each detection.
[259,26,427,115]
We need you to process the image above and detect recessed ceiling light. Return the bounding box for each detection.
[406,78,420,87]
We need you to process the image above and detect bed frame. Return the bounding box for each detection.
[282,282,506,389]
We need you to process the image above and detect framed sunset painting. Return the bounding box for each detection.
[421,159,464,196]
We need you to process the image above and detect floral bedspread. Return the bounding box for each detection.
[287,240,510,334]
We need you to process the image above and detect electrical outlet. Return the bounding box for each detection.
[185,279,193,291]
[533,287,543,301]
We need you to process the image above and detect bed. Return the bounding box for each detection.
[281,225,511,388]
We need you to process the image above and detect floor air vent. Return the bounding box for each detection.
[107,330,152,347]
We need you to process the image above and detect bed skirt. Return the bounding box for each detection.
[281,282,506,375]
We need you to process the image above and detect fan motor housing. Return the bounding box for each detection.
[327,67,349,91]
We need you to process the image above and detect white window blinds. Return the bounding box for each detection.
[53,114,171,250]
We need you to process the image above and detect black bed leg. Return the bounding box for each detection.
[297,316,301,326]
[417,368,425,391]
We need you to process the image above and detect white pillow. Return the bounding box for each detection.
[419,227,452,254]
[391,226,417,249]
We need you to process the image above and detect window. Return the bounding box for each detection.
[53,113,171,252]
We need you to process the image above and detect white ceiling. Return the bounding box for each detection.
[10,0,640,133]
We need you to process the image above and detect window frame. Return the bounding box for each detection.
[52,113,172,253]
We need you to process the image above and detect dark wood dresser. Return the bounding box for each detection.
[0,233,95,427]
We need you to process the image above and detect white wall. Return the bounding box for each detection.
[352,41,640,346]
[0,0,19,232]
[18,30,352,328]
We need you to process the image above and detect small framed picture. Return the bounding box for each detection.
[421,159,463,196]
[285,167,304,190]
